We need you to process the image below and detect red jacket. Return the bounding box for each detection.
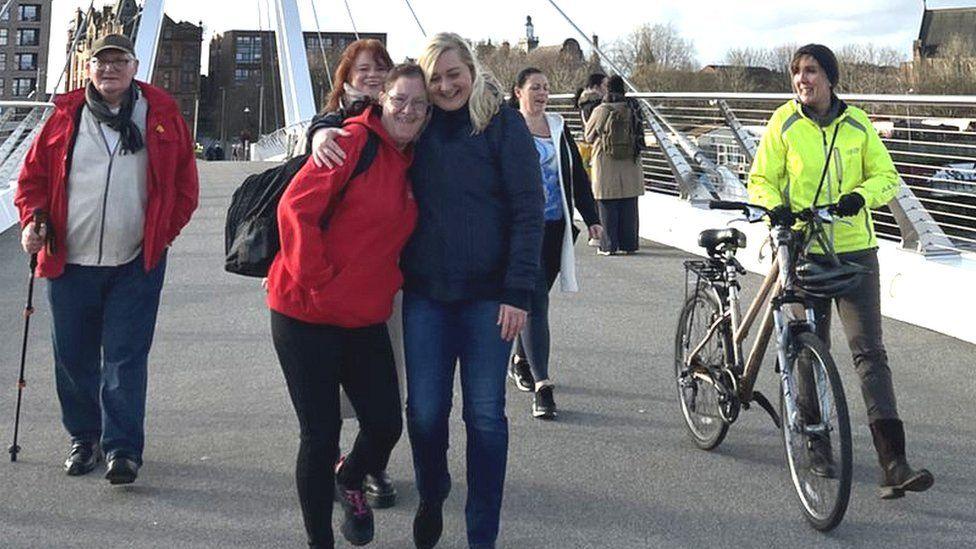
[267,107,418,328]
[14,81,199,278]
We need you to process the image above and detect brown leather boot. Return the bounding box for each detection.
[869,419,934,499]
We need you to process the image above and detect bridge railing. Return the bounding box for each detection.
[0,101,55,232]
[548,92,976,257]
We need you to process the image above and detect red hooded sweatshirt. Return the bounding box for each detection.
[266,107,418,327]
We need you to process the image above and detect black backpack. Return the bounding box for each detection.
[224,127,379,277]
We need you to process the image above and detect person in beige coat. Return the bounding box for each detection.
[584,75,645,255]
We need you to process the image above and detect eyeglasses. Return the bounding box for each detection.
[387,94,429,113]
[90,57,134,71]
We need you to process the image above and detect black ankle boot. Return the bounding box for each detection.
[413,499,443,549]
[365,470,397,508]
[869,419,934,499]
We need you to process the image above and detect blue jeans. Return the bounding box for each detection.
[403,291,511,547]
[47,252,166,464]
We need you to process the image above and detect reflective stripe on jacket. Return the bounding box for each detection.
[748,99,900,253]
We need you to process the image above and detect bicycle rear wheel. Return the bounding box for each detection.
[673,288,731,450]
[780,331,852,531]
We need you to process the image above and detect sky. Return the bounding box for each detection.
[45,0,976,92]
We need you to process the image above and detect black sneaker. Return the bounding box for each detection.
[508,356,534,392]
[532,386,557,420]
[64,441,101,476]
[336,480,374,546]
[413,499,443,549]
[365,470,397,508]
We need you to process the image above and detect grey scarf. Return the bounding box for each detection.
[85,82,144,155]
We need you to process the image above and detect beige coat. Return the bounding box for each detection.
[584,101,644,200]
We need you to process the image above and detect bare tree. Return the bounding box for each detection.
[611,22,698,78]
[836,43,906,93]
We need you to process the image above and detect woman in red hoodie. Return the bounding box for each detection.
[267,64,428,548]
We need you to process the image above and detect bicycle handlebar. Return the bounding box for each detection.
[706,200,835,226]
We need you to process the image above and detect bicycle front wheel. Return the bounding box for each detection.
[673,288,730,450]
[780,331,852,532]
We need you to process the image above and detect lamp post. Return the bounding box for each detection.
[243,106,252,161]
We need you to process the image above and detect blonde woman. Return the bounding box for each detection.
[308,32,544,549]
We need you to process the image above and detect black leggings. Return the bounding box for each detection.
[271,310,403,548]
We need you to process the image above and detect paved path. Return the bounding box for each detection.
[1,161,973,548]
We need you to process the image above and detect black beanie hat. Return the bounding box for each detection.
[791,44,839,88]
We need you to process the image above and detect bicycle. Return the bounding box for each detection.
[673,200,853,531]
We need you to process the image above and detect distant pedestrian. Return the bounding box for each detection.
[584,74,645,255]
[15,34,198,485]
[573,72,607,126]
[506,67,602,419]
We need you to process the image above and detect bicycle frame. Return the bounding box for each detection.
[683,225,822,434]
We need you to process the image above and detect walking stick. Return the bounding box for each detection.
[9,209,46,462]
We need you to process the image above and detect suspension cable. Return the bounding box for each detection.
[309,0,333,94]
[0,0,13,21]
[402,0,427,38]
[342,0,360,39]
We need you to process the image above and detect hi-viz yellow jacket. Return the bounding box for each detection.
[748,98,901,254]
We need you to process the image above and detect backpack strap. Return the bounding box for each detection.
[335,123,380,201]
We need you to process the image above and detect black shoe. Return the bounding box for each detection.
[413,500,443,549]
[532,386,557,420]
[508,357,534,392]
[104,456,139,485]
[365,470,397,508]
[336,480,374,546]
[64,441,101,476]
[870,418,935,499]
[806,435,836,479]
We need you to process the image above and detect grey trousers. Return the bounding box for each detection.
[797,250,899,423]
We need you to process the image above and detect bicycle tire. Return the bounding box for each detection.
[779,331,852,532]
[673,287,731,450]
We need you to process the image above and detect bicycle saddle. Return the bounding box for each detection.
[698,228,747,256]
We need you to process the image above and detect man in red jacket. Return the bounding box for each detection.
[15,34,198,484]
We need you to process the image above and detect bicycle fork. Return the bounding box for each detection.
[774,305,823,436]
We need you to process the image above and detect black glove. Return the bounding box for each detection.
[831,193,865,217]
[768,205,795,227]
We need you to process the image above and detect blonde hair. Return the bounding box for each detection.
[418,32,502,134]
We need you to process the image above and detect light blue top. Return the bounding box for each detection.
[534,135,563,221]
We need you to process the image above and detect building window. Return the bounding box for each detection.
[234,68,260,82]
[18,4,41,22]
[0,29,8,46]
[181,71,194,91]
[0,78,5,92]
[160,46,172,64]
[12,78,36,97]
[161,71,172,90]
[324,37,333,48]
[0,52,6,69]
[1,9,8,21]
[235,36,262,64]
[17,29,39,46]
[15,53,37,71]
